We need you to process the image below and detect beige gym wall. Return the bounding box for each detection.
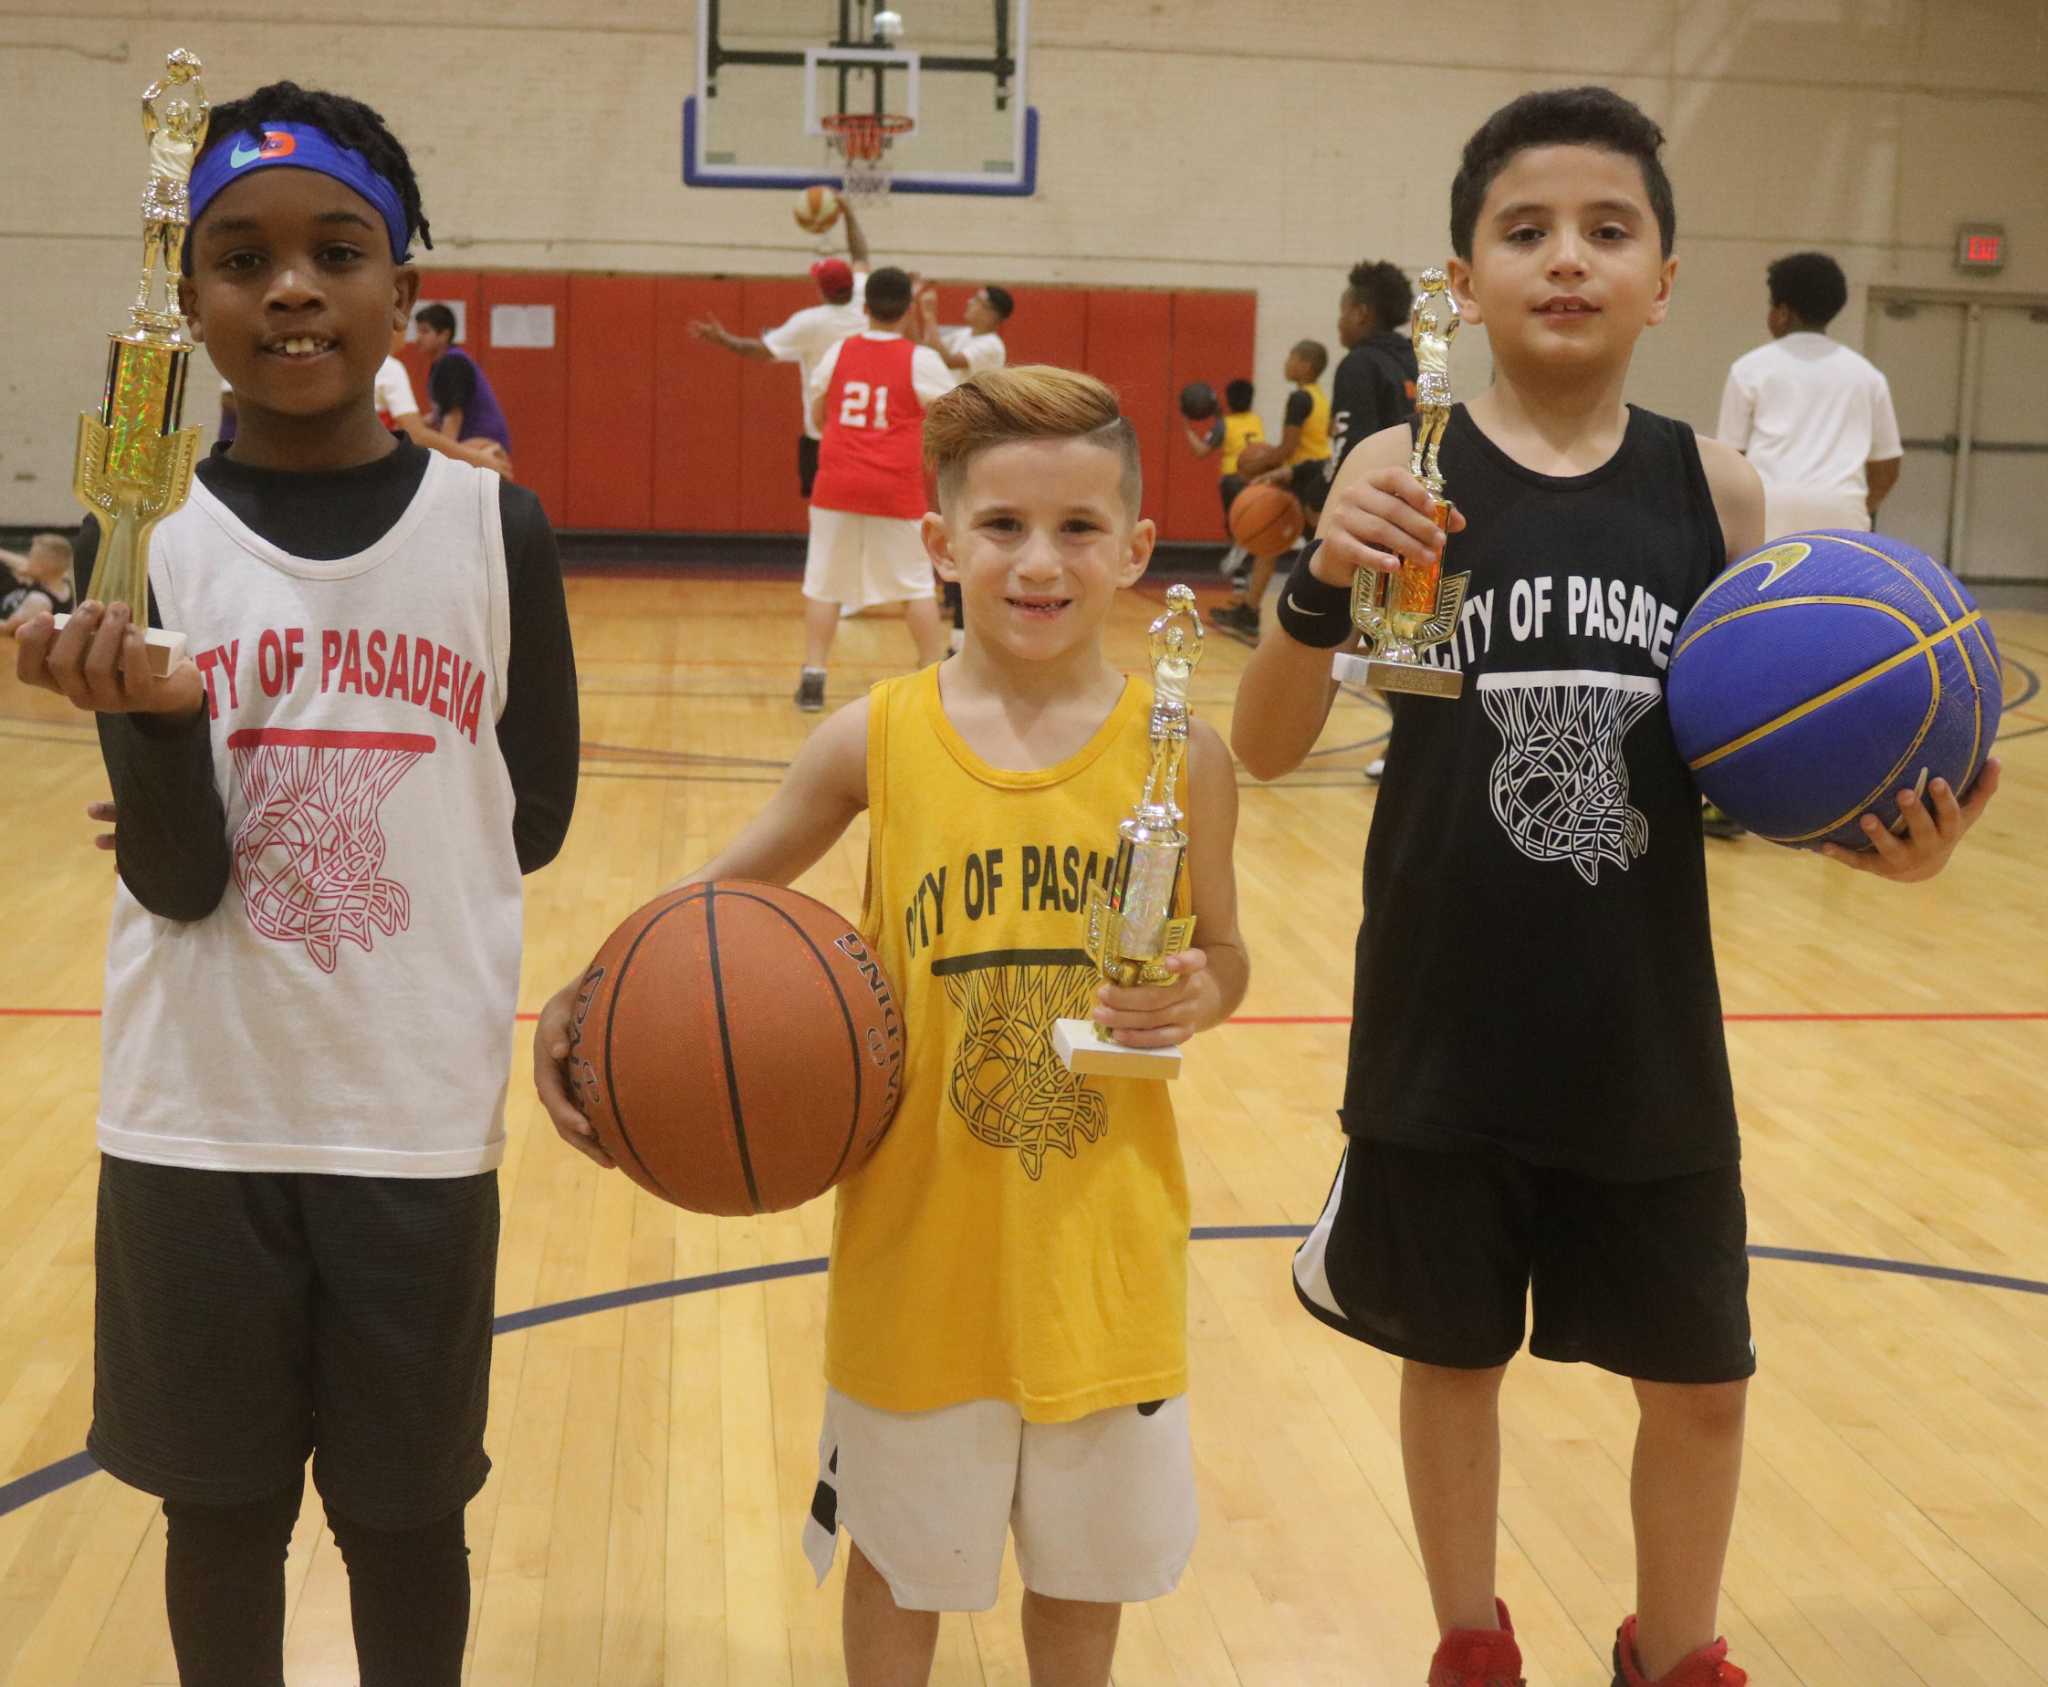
[3,0,2043,527]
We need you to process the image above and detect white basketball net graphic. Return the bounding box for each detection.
[228,728,435,973]
[1476,670,1661,886]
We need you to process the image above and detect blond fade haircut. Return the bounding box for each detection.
[923,365,1143,518]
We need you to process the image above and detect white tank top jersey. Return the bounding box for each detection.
[98,454,522,1178]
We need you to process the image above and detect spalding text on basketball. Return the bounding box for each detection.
[831,932,905,1139]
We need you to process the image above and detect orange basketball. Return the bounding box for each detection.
[1235,440,1285,478]
[564,882,903,1215]
[1228,483,1306,558]
[794,184,843,233]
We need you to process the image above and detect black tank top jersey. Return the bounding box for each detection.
[1341,404,1738,1180]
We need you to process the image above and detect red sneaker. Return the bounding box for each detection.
[1611,1614,1748,1685]
[1428,1598,1525,1687]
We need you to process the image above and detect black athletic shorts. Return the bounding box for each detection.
[1217,473,1248,521]
[1292,1138,1755,1384]
[1289,458,1330,516]
[90,1155,499,1527]
[798,433,821,498]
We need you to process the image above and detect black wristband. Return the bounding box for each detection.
[1273,543,1355,649]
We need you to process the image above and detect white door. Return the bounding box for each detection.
[1865,300,1963,563]
[1963,306,2048,581]
[1866,295,2048,582]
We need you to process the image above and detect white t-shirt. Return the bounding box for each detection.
[98,454,522,1178]
[938,326,1007,376]
[763,272,870,439]
[808,331,958,413]
[374,355,420,423]
[1717,333,1902,503]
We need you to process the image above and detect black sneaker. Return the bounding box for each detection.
[794,668,826,712]
[1701,800,1745,839]
[1207,602,1260,636]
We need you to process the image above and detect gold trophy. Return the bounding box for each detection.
[1052,584,1203,1081]
[53,49,210,678]
[1331,266,1471,699]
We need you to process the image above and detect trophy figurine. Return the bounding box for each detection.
[1331,265,1472,699]
[1052,585,1204,1081]
[53,49,210,678]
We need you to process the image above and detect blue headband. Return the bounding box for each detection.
[186,121,411,266]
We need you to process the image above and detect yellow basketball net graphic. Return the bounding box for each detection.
[228,728,435,973]
[939,954,1108,1180]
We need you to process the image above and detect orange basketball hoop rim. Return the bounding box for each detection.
[821,112,915,162]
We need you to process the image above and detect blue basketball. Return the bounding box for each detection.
[1666,531,2001,850]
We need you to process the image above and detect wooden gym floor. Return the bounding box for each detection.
[2,575,2044,1686]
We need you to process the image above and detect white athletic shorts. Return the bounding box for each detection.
[1763,488,1872,541]
[803,507,935,611]
[801,1388,1197,1612]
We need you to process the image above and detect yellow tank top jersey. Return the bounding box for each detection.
[825,666,1191,1423]
[1220,412,1264,476]
[1289,382,1333,464]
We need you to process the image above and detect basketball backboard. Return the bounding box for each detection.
[684,0,1037,197]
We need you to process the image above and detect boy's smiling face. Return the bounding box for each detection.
[181,165,417,431]
[1451,143,1677,378]
[926,436,1153,663]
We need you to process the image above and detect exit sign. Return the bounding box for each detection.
[1956,225,2006,271]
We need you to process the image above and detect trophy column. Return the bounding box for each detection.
[1052,584,1204,1081]
[52,49,209,680]
[1331,266,1471,700]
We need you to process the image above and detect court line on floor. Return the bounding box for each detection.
[2,1229,2043,1525]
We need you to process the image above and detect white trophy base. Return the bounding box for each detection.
[49,614,186,679]
[1051,1017,1182,1080]
[1331,649,1462,698]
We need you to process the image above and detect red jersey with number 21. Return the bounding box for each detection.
[812,335,928,520]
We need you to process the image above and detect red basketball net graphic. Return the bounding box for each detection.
[227,728,435,973]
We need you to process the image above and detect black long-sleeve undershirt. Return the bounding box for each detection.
[83,438,579,919]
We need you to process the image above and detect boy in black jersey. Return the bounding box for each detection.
[1234,88,1999,1687]
[1327,259,1418,481]
[16,82,577,1687]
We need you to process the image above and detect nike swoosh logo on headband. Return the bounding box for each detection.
[230,132,296,168]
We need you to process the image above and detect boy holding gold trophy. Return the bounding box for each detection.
[1234,86,1994,1687]
[537,367,1246,1686]
[18,61,579,1687]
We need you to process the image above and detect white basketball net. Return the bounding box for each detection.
[228,728,435,973]
[1476,670,1661,887]
[824,113,911,211]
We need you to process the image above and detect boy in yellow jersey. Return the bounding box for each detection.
[534,366,1248,1686]
[1279,337,1335,474]
[1183,377,1266,587]
[1212,343,1333,635]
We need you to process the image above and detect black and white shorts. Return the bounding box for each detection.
[90,1154,499,1527]
[802,1389,1196,1611]
[1293,1138,1755,1384]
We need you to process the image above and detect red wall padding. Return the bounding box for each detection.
[1165,291,1260,543]
[479,273,571,519]
[405,271,1254,541]
[565,275,655,529]
[1082,290,1173,529]
[652,277,745,533]
[737,278,819,533]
